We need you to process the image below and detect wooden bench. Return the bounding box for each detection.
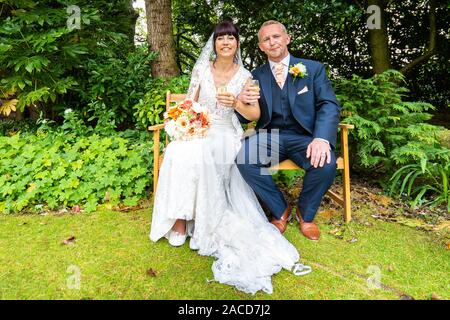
[149,91,355,222]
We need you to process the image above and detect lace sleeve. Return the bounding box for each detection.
[186,64,203,100]
[237,68,252,93]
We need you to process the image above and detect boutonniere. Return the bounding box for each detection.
[289,62,307,82]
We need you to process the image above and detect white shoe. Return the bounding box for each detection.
[189,237,199,250]
[168,231,187,247]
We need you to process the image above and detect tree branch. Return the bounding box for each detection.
[179,34,200,48]
[400,0,437,75]
[353,0,365,11]
[178,48,197,63]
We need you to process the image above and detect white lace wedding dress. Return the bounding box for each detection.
[149,63,300,294]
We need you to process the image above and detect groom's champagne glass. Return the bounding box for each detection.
[249,79,260,105]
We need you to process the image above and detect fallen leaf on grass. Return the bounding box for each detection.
[431,293,441,300]
[146,268,157,277]
[320,208,340,221]
[117,205,141,212]
[328,228,344,239]
[62,236,76,245]
[388,264,395,272]
[371,194,393,208]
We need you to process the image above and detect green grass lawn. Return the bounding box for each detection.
[0,208,448,300]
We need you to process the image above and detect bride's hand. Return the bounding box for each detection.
[238,84,260,105]
[216,92,237,108]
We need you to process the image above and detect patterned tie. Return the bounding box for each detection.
[274,62,285,88]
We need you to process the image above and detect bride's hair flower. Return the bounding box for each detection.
[164,99,210,141]
[289,62,307,82]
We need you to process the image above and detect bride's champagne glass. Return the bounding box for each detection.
[217,83,227,108]
[217,84,227,94]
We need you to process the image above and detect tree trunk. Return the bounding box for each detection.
[367,0,392,74]
[145,0,180,78]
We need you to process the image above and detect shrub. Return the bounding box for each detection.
[389,144,450,211]
[0,122,154,214]
[335,70,443,173]
[0,118,40,136]
[80,44,158,127]
[0,0,138,123]
[336,70,449,210]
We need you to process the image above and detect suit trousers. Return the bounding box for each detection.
[236,129,336,222]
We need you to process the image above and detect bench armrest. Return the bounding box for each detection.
[148,123,165,131]
[338,123,354,130]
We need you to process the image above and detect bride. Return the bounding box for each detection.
[149,21,308,294]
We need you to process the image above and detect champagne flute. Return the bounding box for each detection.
[217,83,227,108]
[217,83,227,94]
[249,79,260,105]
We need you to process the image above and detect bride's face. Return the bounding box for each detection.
[215,34,238,59]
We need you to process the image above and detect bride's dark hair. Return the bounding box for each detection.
[212,20,240,62]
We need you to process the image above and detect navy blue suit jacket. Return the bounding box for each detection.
[236,56,341,147]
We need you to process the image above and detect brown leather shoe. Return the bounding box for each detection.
[270,205,291,234]
[295,207,320,241]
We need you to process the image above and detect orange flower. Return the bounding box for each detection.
[167,106,182,120]
[290,65,301,75]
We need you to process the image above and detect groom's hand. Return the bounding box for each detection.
[307,138,331,168]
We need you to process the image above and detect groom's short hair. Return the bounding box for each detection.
[258,20,288,41]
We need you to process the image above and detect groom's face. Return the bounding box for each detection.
[258,24,291,62]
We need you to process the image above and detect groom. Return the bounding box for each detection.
[235,20,340,241]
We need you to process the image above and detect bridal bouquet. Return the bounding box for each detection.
[164,99,210,141]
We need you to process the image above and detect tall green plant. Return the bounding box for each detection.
[389,156,450,211]
[335,70,442,173]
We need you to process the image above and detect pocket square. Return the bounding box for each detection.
[297,86,309,95]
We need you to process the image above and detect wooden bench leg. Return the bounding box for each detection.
[153,129,160,196]
[341,127,352,222]
[343,166,351,222]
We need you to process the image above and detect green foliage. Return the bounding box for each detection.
[0,0,139,125]
[133,75,190,129]
[336,70,449,210]
[336,70,442,171]
[80,44,158,127]
[0,123,154,214]
[389,155,450,212]
[0,118,40,136]
[173,0,449,110]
